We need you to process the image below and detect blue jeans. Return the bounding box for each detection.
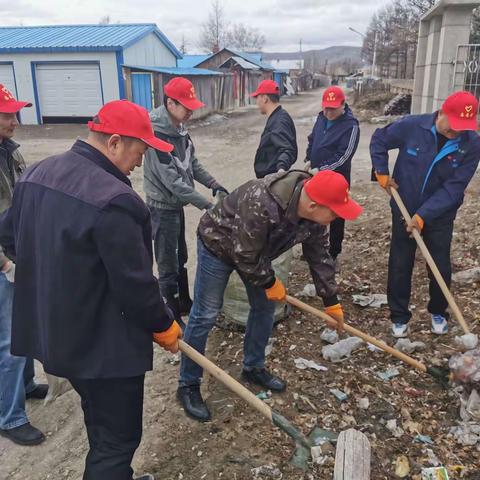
[0,272,36,430]
[179,239,276,386]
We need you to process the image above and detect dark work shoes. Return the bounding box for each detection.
[177,385,211,422]
[26,384,49,400]
[241,368,287,392]
[0,423,45,446]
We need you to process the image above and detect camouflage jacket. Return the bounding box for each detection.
[198,170,338,305]
[0,139,26,269]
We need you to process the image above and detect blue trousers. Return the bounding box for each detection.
[0,272,37,430]
[179,239,276,386]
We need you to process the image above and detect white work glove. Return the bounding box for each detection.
[2,261,15,283]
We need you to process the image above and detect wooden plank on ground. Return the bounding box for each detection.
[333,428,371,480]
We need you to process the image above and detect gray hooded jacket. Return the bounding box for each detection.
[143,105,217,210]
[0,138,25,268]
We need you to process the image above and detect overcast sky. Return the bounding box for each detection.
[2,0,391,52]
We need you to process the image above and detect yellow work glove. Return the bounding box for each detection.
[153,320,182,353]
[324,303,344,333]
[265,278,287,302]
[406,214,424,234]
[375,172,398,193]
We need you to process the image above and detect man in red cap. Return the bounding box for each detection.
[371,90,480,338]
[144,77,227,327]
[177,169,362,422]
[250,79,298,178]
[305,86,360,269]
[0,84,50,447]
[0,99,182,480]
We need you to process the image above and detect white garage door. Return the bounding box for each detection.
[36,63,103,118]
[0,64,17,97]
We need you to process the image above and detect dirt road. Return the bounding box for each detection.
[4,91,478,480]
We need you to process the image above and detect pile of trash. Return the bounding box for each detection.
[383,93,411,116]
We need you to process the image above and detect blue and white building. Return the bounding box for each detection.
[0,23,182,124]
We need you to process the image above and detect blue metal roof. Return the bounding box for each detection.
[231,50,274,70]
[0,24,182,58]
[123,65,223,76]
[177,55,210,68]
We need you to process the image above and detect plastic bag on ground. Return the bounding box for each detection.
[322,337,363,363]
[449,348,480,384]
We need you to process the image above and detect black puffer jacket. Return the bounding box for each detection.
[254,105,298,178]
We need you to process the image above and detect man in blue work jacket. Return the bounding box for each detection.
[370,91,480,338]
[306,86,360,265]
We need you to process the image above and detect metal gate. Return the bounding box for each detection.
[453,44,480,98]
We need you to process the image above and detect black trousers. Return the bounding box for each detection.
[329,218,345,259]
[69,375,145,480]
[387,212,453,325]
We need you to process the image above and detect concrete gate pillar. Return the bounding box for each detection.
[412,0,480,114]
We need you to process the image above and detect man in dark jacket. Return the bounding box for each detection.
[251,80,298,178]
[144,77,227,326]
[370,91,480,338]
[0,84,48,447]
[0,100,182,480]
[177,170,362,422]
[306,86,360,263]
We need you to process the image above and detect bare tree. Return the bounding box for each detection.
[404,0,437,15]
[227,23,265,51]
[180,34,188,55]
[98,15,111,25]
[199,0,229,53]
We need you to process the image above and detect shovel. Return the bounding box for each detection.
[390,188,471,335]
[178,339,326,469]
[286,296,450,386]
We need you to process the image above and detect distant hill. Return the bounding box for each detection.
[263,46,362,64]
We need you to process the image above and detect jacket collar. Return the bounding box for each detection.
[420,112,467,144]
[71,140,132,187]
[0,137,20,156]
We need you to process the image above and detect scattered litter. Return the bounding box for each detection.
[460,389,480,422]
[454,333,479,352]
[357,397,370,410]
[352,293,388,308]
[297,284,316,297]
[449,348,480,383]
[449,423,480,446]
[452,267,480,284]
[394,455,410,478]
[310,446,323,461]
[404,386,424,397]
[320,328,339,344]
[330,389,348,402]
[294,357,328,372]
[322,337,363,362]
[251,464,283,479]
[367,342,382,352]
[421,466,449,479]
[425,448,441,467]
[415,434,434,445]
[386,419,404,438]
[256,391,272,400]
[394,338,426,354]
[166,352,181,365]
[310,428,339,446]
[265,338,274,356]
[376,367,401,381]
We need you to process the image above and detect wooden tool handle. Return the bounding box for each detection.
[178,340,273,421]
[390,188,470,335]
[286,295,428,373]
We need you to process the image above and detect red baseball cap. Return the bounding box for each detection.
[304,170,362,221]
[87,100,173,152]
[322,86,345,109]
[164,77,205,111]
[250,80,280,97]
[442,91,478,131]
[0,84,32,113]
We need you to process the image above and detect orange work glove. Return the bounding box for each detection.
[265,278,287,302]
[324,303,344,333]
[406,214,424,234]
[153,320,182,353]
[375,172,398,193]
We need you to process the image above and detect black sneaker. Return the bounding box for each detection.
[26,384,49,400]
[177,385,211,422]
[0,423,45,446]
[241,368,286,392]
